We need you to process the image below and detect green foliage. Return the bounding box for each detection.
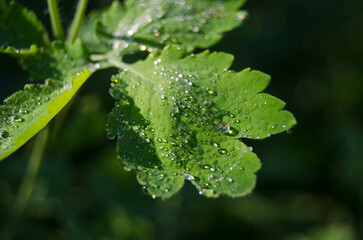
[80,0,247,54]
[0,0,49,55]
[0,0,296,198]
[107,47,295,198]
[0,41,94,160]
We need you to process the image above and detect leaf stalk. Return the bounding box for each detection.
[67,0,89,43]
[47,0,64,41]
[11,127,49,217]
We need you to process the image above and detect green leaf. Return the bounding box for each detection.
[107,46,296,198]
[78,1,125,53]
[80,0,246,54]
[0,41,96,160]
[0,0,50,55]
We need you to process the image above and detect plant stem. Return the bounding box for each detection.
[47,0,64,41]
[11,127,49,217]
[67,0,89,43]
[108,58,153,85]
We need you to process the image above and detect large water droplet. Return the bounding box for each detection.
[225,127,239,136]
[217,148,228,155]
[218,122,230,133]
[188,25,200,33]
[1,131,9,139]
[184,174,194,181]
[237,11,246,20]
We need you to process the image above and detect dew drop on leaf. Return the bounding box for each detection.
[236,11,246,20]
[184,174,194,181]
[217,148,228,155]
[218,122,230,133]
[19,109,29,114]
[1,131,9,139]
[203,99,212,107]
[107,132,115,140]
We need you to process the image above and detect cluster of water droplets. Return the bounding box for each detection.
[151,58,254,195]
[0,48,90,153]
[0,104,32,151]
[106,39,297,197]
[108,0,247,57]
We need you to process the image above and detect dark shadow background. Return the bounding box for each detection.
[0,0,362,239]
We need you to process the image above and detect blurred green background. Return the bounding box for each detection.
[1,0,362,239]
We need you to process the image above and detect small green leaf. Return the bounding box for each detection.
[107,46,296,198]
[80,0,246,54]
[0,0,50,55]
[0,41,96,160]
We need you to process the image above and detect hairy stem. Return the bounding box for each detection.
[47,0,64,41]
[11,127,49,217]
[67,0,89,43]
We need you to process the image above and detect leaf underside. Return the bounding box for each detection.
[107,46,296,198]
[0,41,95,160]
[0,1,95,161]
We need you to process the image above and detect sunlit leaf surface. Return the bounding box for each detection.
[107,47,296,198]
[79,0,247,54]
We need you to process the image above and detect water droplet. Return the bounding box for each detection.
[218,122,230,133]
[247,146,253,152]
[1,131,9,139]
[225,127,239,136]
[217,148,228,154]
[107,132,115,140]
[188,25,200,33]
[203,99,212,107]
[184,174,194,181]
[19,109,29,114]
[14,116,23,122]
[237,11,246,20]
[172,105,179,114]
[212,142,220,148]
